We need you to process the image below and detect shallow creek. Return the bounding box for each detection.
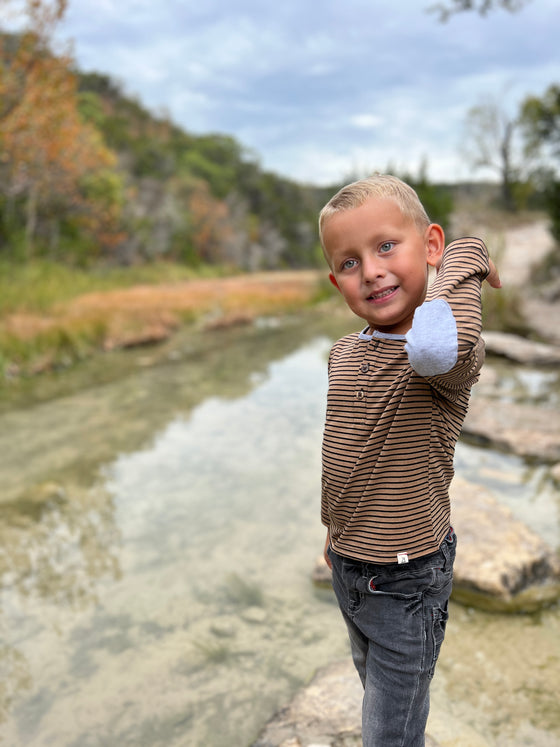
[0,315,558,746]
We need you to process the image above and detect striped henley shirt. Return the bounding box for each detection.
[321,237,490,564]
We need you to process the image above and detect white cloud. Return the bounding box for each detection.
[57,0,559,185]
[349,114,383,130]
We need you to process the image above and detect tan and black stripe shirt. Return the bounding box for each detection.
[321,237,490,564]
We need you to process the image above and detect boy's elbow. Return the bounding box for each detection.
[405,299,458,377]
[407,345,458,377]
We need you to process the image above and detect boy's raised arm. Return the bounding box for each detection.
[406,237,500,382]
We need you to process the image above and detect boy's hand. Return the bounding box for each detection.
[324,530,332,569]
[486,258,502,289]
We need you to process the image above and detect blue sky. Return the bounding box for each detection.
[52,0,560,185]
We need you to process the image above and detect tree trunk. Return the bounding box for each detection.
[25,184,39,257]
[500,121,516,211]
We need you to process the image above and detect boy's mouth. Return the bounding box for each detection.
[367,286,398,303]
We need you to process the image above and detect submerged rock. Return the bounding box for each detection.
[311,555,332,588]
[2,481,68,525]
[251,659,439,747]
[483,331,560,366]
[463,397,560,463]
[450,478,560,612]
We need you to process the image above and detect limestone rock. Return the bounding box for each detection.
[482,331,560,366]
[450,478,560,612]
[463,397,560,463]
[241,606,267,624]
[311,555,332,588]
[252,659,439,747]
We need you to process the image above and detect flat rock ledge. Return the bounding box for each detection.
[313,479,560,613]
[482,330,560,366]
[463,397,560,463]
[251,659,438,747]
[450,478,560,612]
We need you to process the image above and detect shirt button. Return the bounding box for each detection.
[360,362,369,373]
[356,390,365,400]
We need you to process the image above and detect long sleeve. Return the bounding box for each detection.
[405,237,489,393]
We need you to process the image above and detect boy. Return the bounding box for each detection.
[319,174,500,746]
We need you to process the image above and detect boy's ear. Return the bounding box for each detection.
[329,272,341,291]
[425,223,445,268]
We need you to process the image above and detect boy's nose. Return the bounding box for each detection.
[362,257,386,282]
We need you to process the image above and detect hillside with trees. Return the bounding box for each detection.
[0,0,457,274]
[0,0,328,270]
[75,71,328,271]
[2,0,558,279]
[0,38,327,270]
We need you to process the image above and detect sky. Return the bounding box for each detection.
[48,0,560,185]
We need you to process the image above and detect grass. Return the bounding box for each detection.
[0,259,228,315]
[0,260,325,377]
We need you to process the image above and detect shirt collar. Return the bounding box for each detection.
[358,326,406,341]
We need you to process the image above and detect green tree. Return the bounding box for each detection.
[520,84,560,242]
[0,1,126,259]
[520,84,560,161]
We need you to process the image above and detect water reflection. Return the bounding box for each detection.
[455,442,559,548]
[476,357,560,406]
[0,317,558,746]
[0,483,121,607]
[0,480,121,725]
[0,320,352,745]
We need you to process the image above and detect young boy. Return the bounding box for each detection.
[319,174,500,746]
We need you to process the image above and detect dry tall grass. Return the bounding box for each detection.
[0,271,326,375]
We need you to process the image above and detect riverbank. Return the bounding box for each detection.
[0,267,329,396]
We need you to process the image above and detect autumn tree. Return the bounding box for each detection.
[0,0,126,259]
[181,180,232,265]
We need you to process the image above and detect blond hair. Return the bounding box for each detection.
[318,174,431,249]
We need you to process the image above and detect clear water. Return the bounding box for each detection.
[0,317,558,746]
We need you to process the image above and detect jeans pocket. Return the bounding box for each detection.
[330,551,367,617]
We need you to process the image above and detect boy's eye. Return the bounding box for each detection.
[342,258,358,270]
[379,242,395,253]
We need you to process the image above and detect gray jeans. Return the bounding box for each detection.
[328,529,456,747]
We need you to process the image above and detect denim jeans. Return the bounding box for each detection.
[328,529,456,747]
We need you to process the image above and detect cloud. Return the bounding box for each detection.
[58,0,559,184]
[349,114,383,130]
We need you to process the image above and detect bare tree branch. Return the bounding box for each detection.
[428,0,532,22]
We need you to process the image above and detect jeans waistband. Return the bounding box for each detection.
[335,526,455,573]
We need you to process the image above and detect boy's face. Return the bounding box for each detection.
[322,197,444,335]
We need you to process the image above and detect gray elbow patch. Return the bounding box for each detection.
[405,299,458,377]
